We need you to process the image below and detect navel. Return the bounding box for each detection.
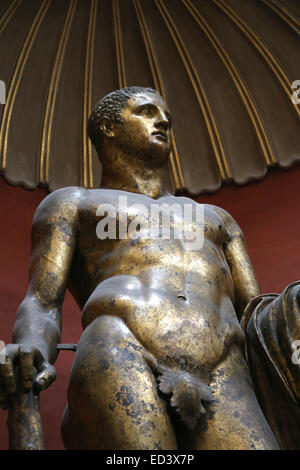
[177,294,187,302]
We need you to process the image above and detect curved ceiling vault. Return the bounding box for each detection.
[0,0,300,195]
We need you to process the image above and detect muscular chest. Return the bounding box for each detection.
[78,193,226,250]
[73,200,228,292]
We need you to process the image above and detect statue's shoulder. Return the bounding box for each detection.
[33,186,87,224]
[203,203,242,230]
[203,203,232,219]
[44,186,86,205]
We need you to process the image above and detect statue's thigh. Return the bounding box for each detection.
[63,315,177,450]
[186,347,279,450]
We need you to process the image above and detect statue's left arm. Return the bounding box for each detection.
[215,207,260,321]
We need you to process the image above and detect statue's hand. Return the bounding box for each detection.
[0,344,56,409]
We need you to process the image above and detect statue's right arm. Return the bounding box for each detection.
[0,187,83,409]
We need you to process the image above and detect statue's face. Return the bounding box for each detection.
[113,92,172,164]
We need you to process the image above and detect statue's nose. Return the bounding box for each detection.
[155,111,170,130]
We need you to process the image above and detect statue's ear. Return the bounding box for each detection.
[99,117,115,138]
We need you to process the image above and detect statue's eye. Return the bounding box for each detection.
[138,104,156,116]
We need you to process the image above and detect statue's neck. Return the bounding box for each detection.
[100,154,170,200]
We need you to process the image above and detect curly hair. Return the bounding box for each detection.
[87,86,161,160]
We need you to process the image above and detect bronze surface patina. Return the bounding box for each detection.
[0,87,283,450]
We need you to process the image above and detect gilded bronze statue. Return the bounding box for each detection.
[1,86,299,450]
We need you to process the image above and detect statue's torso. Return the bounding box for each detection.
[68,189,244,372]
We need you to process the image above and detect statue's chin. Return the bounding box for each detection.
[144,153,170,169]
[145,143,171,167]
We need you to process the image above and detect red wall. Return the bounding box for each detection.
[0,165,300,449]
[0,177,82,450]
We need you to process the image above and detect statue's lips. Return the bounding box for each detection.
[152,131,168,142]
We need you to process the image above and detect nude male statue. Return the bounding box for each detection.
[0,86,279,450]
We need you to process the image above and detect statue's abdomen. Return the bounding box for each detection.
[81,269,244,372]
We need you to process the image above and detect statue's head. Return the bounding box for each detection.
[87,86,172,165]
